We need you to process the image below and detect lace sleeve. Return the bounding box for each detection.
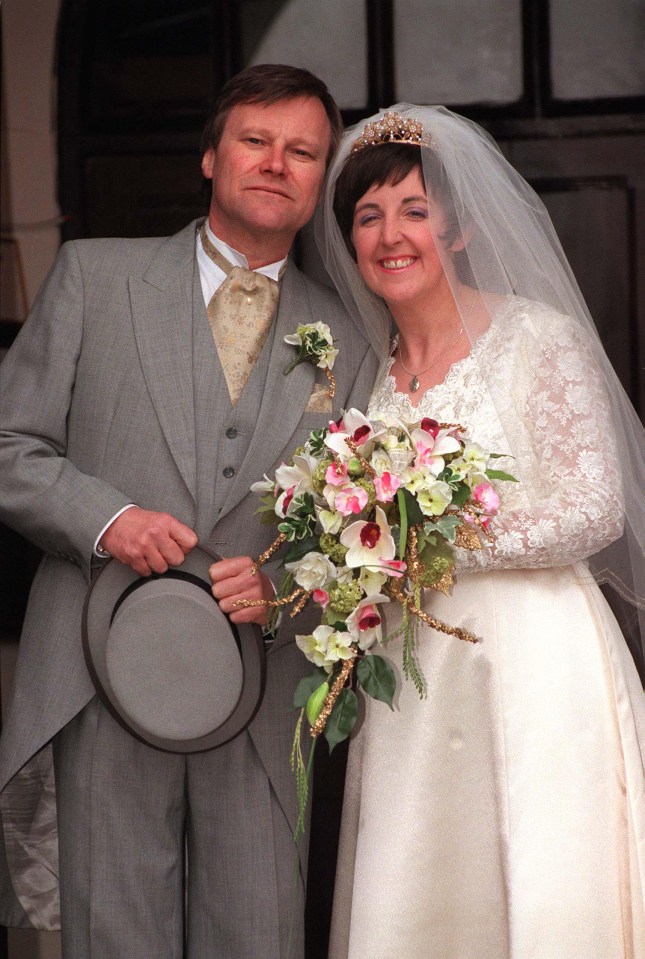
[457,308,624,572]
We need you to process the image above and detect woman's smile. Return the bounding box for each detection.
[351,168,455,312]
[379,256,418,271]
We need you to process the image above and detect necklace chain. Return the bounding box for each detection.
[397,325,464,393]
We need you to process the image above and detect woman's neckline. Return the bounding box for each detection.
[383,296,513,410]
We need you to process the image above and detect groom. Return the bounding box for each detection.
[0,64,378,957]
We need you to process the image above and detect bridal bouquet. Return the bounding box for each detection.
[243,407,516,804]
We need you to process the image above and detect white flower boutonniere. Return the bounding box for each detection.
[284,322,338,398]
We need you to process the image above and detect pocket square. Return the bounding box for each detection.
[305,382,334,413]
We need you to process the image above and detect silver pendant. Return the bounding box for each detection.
[409,376,420,392]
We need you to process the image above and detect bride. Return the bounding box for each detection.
[315,106,645,958]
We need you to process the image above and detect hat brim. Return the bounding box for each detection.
[82,547,266,753]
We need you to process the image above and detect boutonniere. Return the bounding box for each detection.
[284,322,338,399]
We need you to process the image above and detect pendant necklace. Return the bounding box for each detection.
[398,324,464,393]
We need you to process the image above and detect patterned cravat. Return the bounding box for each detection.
[200,223,285,405]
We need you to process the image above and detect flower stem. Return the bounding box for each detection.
[397,489,408,561]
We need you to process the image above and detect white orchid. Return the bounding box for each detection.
[324,408,386,462]
[346,594,390,650]
[250,473,276,495]
[340,505,396,569]
[275,452,316,496]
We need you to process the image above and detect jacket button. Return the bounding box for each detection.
[226,427,238,439]
[223,466,235,478]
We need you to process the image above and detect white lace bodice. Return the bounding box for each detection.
[368,297,624,571]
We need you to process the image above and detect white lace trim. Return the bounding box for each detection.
[367,297,623,571]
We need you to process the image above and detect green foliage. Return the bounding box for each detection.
[402,604,426,698]
[307,429,328,456]
[400,487,425,526]
[449,482,471,508]
[426,514,462,543]
[324,688,358,752]
[283,536,320,565]
[356,654,396,708]
[278,493,316,541]
[293,667,328,708]
[290,710,313,845]
[486,468,519,482]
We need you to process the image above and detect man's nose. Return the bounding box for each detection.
[260,145,287,175]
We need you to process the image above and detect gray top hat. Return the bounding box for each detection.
[82,547,266,753]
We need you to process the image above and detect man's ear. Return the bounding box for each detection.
[201,148,215,181]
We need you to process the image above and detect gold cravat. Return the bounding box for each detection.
[200,223,284,405]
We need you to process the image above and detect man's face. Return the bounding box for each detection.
[201,97,332,268]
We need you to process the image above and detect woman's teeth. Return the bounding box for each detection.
[381,257,415,270]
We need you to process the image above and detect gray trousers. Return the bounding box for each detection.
[53,697,303,959]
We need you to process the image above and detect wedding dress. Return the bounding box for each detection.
[328,298,645,959]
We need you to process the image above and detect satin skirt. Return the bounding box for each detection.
[329,565,645,959]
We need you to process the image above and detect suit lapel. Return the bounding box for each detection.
[129,221,199,502]
[218,265,318,518]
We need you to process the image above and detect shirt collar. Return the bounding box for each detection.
[203,219,287,281]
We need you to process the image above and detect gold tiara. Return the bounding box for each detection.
[350,112,432,154]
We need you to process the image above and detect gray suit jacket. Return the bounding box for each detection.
[0,219,379,926]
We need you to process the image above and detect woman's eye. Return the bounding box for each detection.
[356,213,380,227]
[406,208,428,219]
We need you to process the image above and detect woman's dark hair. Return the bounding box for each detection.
[201,64,343,166]
[333,142,462,257]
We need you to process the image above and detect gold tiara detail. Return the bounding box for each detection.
[350,112,432,154]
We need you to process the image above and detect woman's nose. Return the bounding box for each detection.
[380,217,402,246]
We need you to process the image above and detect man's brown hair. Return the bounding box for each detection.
[200,64,343,166]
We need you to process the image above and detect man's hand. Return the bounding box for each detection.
[99,507,198,576]
[209,557,274,627]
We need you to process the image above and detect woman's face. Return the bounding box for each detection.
[351,167,455,312]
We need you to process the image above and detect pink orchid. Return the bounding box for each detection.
[412,427,461,476]
[373,470,402,503]
[379,558,407,578]
[346,593,391,650]
[325,461,349,487]
[473,482,500,515]
[335,485,369,516]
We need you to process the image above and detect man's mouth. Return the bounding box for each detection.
[247,186,292,199]
[380,257,416,270]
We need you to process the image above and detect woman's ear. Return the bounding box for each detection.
[448,219,475,253]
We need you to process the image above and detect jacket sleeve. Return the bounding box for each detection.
[0,242,133,578]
